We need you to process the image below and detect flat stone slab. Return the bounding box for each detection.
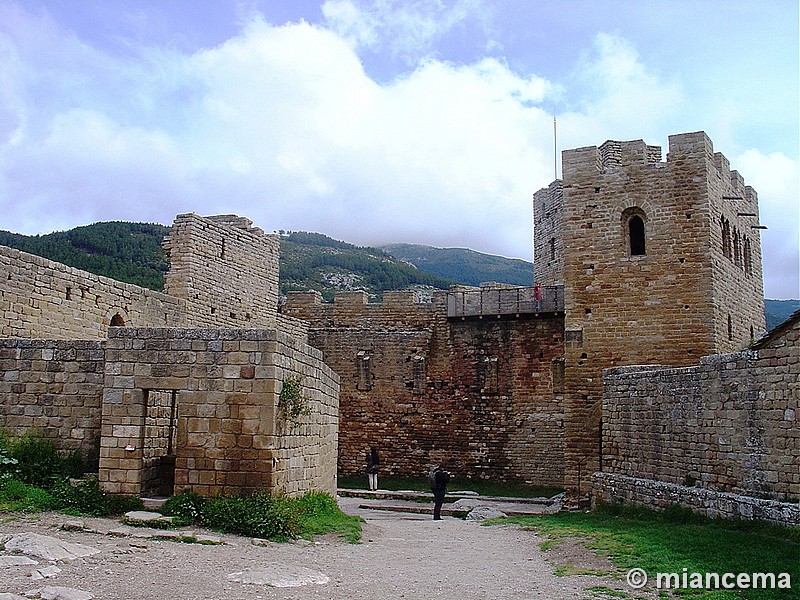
[0,593,28,600]
[29,565,63,580]
[122,511,173,526]
[26,586,93,600]
[0,555,39,567]
[227,564,330,588]
[3,533,100,562]
[465,506,508,521]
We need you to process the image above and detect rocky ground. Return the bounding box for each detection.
[0,494,652,600]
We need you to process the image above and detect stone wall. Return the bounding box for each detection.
[284,287,566,487]
[596,313,798,524]
[534,131,767,500]
[0,245,184,340]
[163,214,280,329]
[99,327,339,497]
[532,180,564,286]
[593,473,800,526]
[0,338,105,462]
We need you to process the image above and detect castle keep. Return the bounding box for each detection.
[0,131,795,524]
[534,131,768,500]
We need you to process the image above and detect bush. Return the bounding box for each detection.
[7,434,84,488]
[0,447,18,478]
[200,493,302,540]
[162,491,206,526]
[248,496,301,541]
[49,478,143,517]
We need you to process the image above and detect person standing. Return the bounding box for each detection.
[533,282,543,311]
[366,447,380,491]
[428,465,450,520]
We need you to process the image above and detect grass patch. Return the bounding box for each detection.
[0,477,61,512]
[337,474,562,498]
[497,503,799,600]
[161,490,362,543]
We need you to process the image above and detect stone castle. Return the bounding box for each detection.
[0,131,796,524]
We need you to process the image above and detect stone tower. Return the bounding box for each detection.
[534,131,766,500]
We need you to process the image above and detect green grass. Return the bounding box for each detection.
[0,477,61,512]
[294,491,363,543]
[161,490,363,543]
[498,503,799,600]
[337,474,562,498]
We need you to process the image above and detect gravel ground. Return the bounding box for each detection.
[0,496,649,600]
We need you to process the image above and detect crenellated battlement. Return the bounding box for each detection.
[599,139,662,169]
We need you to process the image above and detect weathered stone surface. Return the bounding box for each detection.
[29,566,61,580]
[465,507,508,521]
[0,556,38,567]
[3,533,99,562]
[286,287,566,487]
[535,132,767,500]
[600,315,799,507]
[122,511,173,525]
[226,564,330,587]
[26,586,93,600]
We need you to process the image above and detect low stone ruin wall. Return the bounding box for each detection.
[593,472,800,526]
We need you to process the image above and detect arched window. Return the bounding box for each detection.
[622,208,647,256]
[721,218,731,259]
[744,238,752,275]
[629,216,646,255]
[110,313,125,326]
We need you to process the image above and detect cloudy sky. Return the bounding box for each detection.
[0,0,797,298]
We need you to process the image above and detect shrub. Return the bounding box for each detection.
[0,447,18,478]
[50,477,143,517]
[201,495,253,536]
[107,493,145,516]
[248,496,301,541]
[162,490,206,526]
[196,493,302,541]
[7,433,84,488]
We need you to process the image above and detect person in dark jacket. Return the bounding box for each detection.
[366,447,380,491]
[429,465,450,520]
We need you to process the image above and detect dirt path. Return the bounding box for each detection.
[1,496,640,600]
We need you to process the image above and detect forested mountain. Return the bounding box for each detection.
[764,299,800,331]
[0,222,170,290]
[0,221,793,330]
[381,243,533,287]
[278,232,454,300]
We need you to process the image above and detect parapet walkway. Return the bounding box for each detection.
[337,488,562,518]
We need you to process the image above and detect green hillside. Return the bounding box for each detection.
[278,232,454,300]
[0,222,170,290]
[764,299,800,331]
[381,243,533,287]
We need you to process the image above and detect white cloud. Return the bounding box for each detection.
[0,5,795,298]
[322,0,489,66]
[563,33,684,146]
[735,149,800,299]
